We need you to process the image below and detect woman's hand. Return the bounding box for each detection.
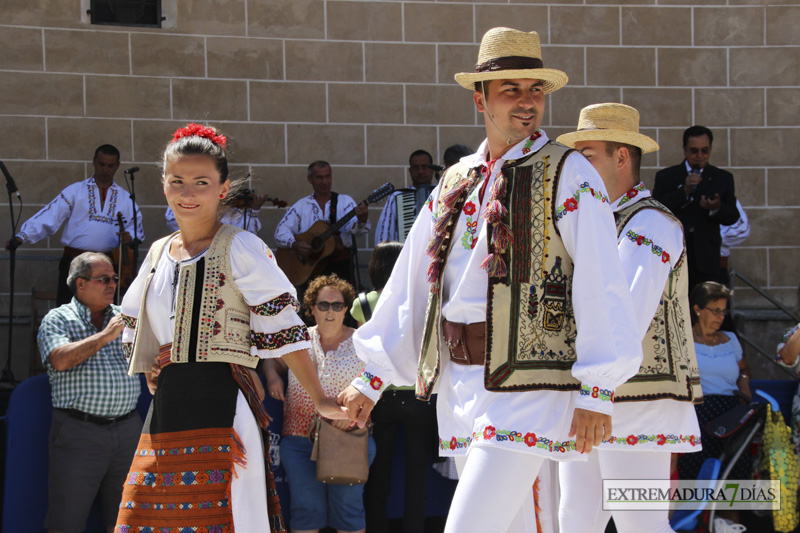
[316,396,349,420]
[145,364,160,395]
[330,418,354,431]
[266,369,285,401]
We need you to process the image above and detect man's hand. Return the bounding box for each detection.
[118,231,133,245]
[568,407,611,454]
[251,193,268,211]
[5,236,21,251]
[103,314,126,342]
[683,173,702,197]
[355,202,368,223]
[337,385,375,428]
[291,240,312,256]
[699,193,721,211]
[146,365,159,395]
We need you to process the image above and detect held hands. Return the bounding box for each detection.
[568,407,611,454]
[316,397,350,420]
[337,385,375,428]
[699,193,721,211]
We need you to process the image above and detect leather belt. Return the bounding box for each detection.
[58,408,137,426]
[442,319,486,366]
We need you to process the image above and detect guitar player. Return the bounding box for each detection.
[274,160,370,291]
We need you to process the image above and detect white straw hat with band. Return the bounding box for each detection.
[454,27,568,94]
[557,103,659,154]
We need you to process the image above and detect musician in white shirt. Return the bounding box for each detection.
[274,161,370,286]
[6,144,144,305]
[374,149,437,245]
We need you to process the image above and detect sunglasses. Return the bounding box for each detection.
[82,275,119,285]
[314,301,346,312]
[688,147,710,155]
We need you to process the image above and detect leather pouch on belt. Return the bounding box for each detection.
[442,320,486,366]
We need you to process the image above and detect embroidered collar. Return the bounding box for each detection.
[612,182,651,212]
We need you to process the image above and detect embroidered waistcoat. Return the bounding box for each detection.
[127,224,259,375]
[416,141,585,399]
[613,198,703,403]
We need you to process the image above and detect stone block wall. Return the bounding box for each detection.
[1,0,799,377]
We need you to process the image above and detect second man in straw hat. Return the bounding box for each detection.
[340,28,644,530]
[557,103,702,533]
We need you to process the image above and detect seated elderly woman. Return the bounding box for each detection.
[266,274,376,533]
[678,281,751,528]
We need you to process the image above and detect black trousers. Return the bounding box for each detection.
[364,389,438,533]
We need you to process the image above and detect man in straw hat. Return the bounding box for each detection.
[557,103,702,533]
[339,28,643,531]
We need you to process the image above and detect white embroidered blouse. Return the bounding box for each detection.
[17,177,145,251]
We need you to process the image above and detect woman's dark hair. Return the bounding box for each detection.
[303,274,356,320]
[162,124,229,183]
[369,241,403,291]
[689,281,732,324]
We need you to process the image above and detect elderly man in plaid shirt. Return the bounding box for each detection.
[38,252,141,533]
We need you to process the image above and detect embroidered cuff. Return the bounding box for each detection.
[351,368,387,403]
[250,293,300,316]
[121,314,137,330]
[251,324,310,351]
[574,383,615,415]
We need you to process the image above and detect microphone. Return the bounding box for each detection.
[426,164,445,172]
[690,164,701,192]
[0,161,21,198]
[124,167,140,174]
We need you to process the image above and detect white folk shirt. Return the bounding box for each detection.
[601,184,702,451]
[274,194,370,249]
[351,133,643,460]
[17,177,144,251]
[165,206,262,235]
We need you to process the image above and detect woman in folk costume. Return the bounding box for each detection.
[116,124,345,533]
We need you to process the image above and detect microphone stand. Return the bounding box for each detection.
[2,169,20,384]
[127,168,140,276]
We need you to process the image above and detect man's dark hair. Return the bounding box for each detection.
[94,144,120,160]
[444,144,474,168]
[682,126,713,147]
[307,160,331,178]
[67,252,113,293]
[605,142,642,180]
[409,150,432,166]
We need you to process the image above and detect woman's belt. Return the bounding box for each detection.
[442,319,486,366]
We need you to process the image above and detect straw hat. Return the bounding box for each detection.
[454,27,568,94]
[557,103,659,154]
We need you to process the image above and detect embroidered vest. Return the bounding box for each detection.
[613,198,703,403]
[127,224,259,375]
[416,142,584,399]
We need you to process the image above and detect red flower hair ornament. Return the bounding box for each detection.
[171,123,227,148]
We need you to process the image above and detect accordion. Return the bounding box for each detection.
[395,184,435,243]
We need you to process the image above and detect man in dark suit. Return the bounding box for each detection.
[653,126,739,290]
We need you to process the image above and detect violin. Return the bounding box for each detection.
[227,188,287,209]
[113,212,135,301]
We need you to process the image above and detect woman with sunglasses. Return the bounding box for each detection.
[266,274,376,533]
[678,281,751,528]
[116,124,344,533]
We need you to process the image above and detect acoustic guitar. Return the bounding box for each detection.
[275,183,395,286]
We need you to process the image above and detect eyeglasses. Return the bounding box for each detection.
[315,301,346,312]
[702,307,727,317]
[82,275,119,285]
[688,147,710,155]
